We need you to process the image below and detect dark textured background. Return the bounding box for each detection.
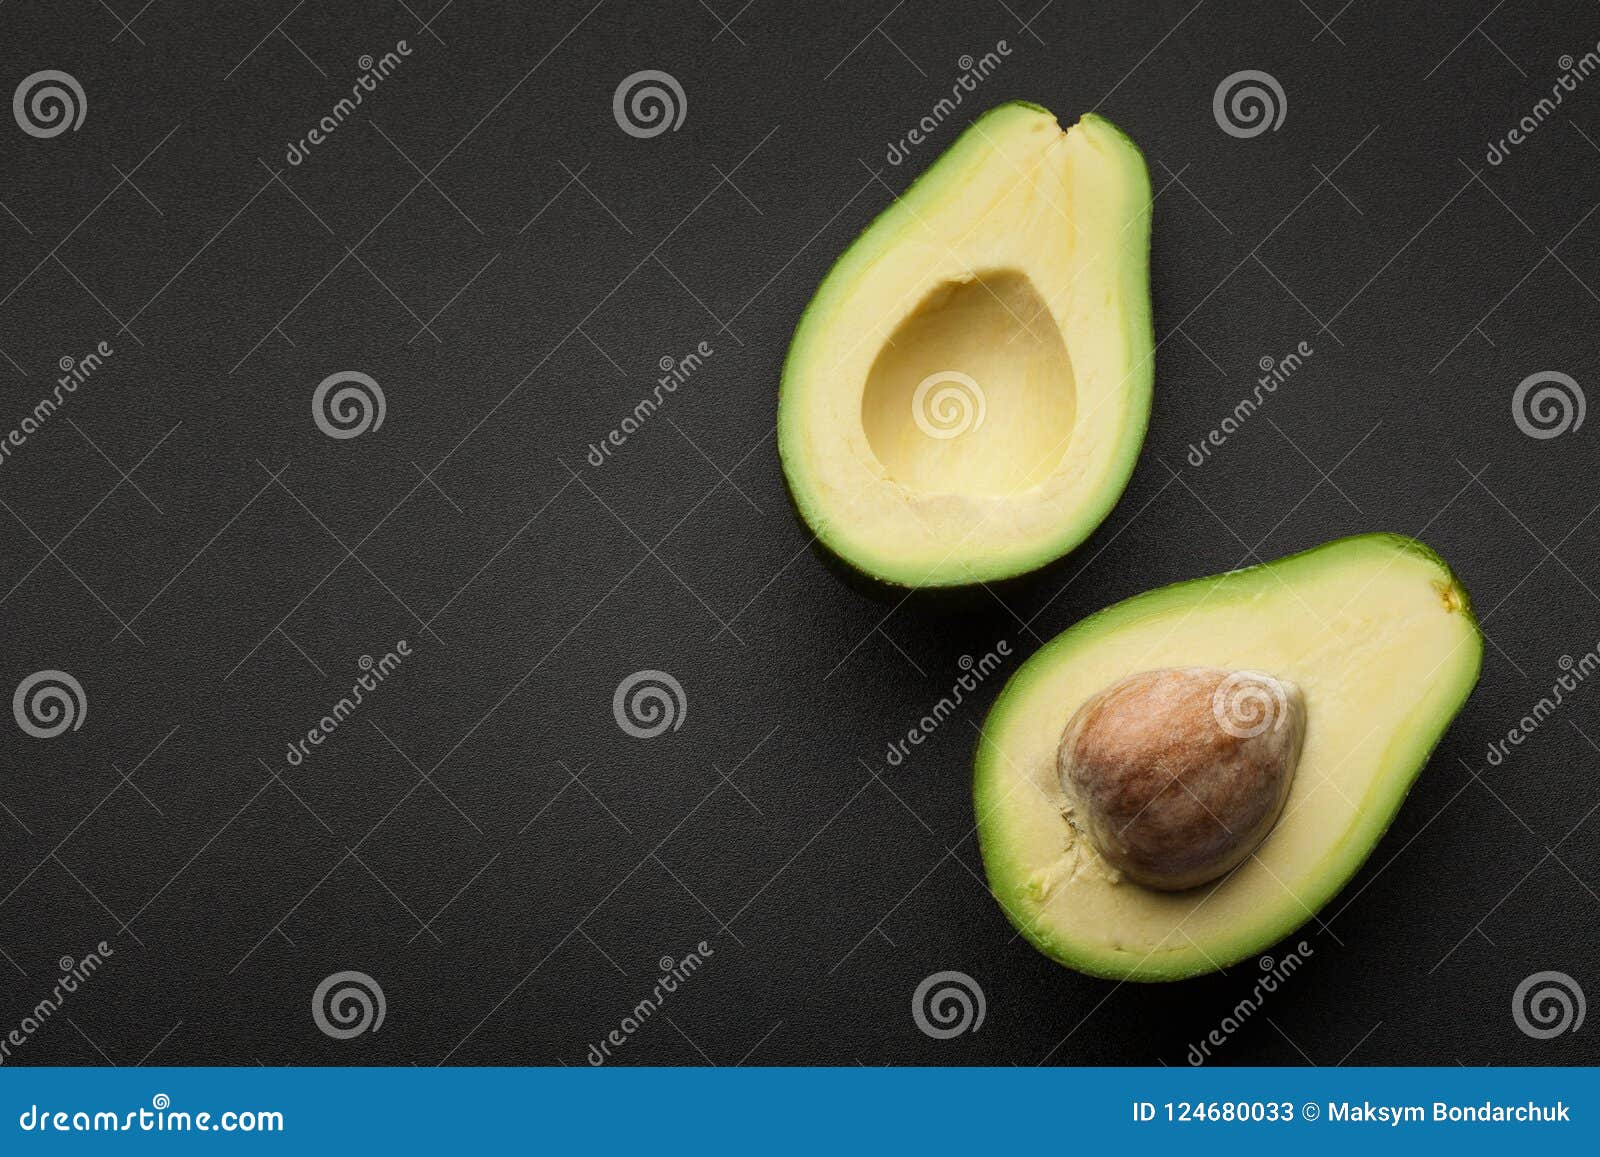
[0,0,1597,1067]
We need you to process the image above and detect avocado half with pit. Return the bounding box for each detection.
[975,534,1483,981]
[778,102,1153,588]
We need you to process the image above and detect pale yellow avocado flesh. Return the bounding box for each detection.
[778,103,1153,587]
[974,535,1483,981]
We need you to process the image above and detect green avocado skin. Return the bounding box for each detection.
[776,102,1156,590]
[972,533,1485,983]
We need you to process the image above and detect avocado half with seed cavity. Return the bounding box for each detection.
[975,534,1483,981]
[778,102,1153,588]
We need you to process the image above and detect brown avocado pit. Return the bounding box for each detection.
[1056,666,1307,891]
